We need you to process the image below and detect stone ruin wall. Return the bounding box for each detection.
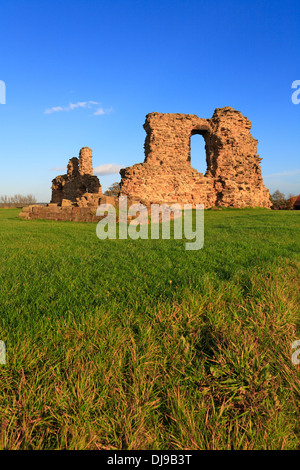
[120,107,271,208]
[51,147,103,207]
[20,146,109,222]
[20,106,271,223]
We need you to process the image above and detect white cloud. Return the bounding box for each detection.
[93,106,113,116]
[69,101,89,110]
[44,100,112,115]
[264,169,300,178]
[94,164,124,175]
[44,106,64,114]
[93,108,105,116]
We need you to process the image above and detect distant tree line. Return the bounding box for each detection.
[270,190,298,210]
[0,194,37,207]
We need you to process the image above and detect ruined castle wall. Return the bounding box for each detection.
[79,147,93,176]
[143,113,211,167]
[51,175,68,204]
[67,157,79,177]
[21,107,271,226]
[120,107,271,208]
[51,147,102,204]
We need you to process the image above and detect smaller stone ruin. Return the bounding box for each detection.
[20,147,115,222]
[51,147,103,207]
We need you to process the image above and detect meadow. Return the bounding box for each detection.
[0,207,299,450]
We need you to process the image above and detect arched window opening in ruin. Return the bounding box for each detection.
[190,132,207,175]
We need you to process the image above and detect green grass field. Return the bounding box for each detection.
[0,207,299,450]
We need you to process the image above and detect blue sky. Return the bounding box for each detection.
[0,0,299,201]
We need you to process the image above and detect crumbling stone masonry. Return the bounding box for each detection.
[120,107,271,208]
[19,106,271,223]
[51,147,102,206]
[20,146,110,222]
